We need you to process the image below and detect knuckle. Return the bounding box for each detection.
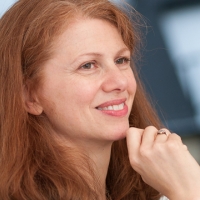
[154,143,165,154]
[166,140,180,151]
[154,142,162,150]
[145,125,157,132]
[172,133,181,140]
[139,147,152,159]
[183,144,188,151]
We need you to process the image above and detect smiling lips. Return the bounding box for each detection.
[96,99,128,117]
[97,103,124,111]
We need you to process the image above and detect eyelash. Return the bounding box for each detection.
[79,57,131,70]
[80,62,96,70]
[115,57,131,65]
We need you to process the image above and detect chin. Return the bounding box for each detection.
[108,125,129,141]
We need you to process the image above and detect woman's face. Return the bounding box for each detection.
[35,18,137,147]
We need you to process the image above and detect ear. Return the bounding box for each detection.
[23,84,43,115]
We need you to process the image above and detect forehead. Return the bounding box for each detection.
[52,18,127,54]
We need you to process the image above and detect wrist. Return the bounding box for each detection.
[170,194,200,200]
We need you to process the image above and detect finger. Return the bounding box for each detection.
[126,127,143,162]
[183,144,188,151]
[167,133,186,150]
[155,128,171,143]
[168,133,182,142]
[140,126,157,149]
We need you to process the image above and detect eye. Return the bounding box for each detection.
[115,57,130,65]
[80,62,95,70]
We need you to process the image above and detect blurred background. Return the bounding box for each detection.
[1,0,200,162]
[114,0,200,163]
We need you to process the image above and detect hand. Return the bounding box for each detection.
[126,126,200,200]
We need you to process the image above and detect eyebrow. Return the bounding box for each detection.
[116,47,130,54]
[71,47,130,64]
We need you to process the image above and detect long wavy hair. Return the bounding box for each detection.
[0,0,161,199]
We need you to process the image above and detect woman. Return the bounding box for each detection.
[0,0,200,199]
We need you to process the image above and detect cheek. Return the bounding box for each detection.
[62,79,100,108]
[127,72,137,96]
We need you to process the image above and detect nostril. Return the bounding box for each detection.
[101,69,128,92]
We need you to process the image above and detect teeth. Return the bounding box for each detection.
[113,105,118,110]
[118,103,123,110]
[98,103,124,111]
[108,106,113,110]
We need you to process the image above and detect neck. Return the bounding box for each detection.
[79,140,113,198]
[55,134,113,198]
[88,142,112,189]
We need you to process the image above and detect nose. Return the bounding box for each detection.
[101,65,129,93]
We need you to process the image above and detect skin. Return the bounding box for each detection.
[25,18,136,197]
[24,18,200,199]
[127,126,200,199]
